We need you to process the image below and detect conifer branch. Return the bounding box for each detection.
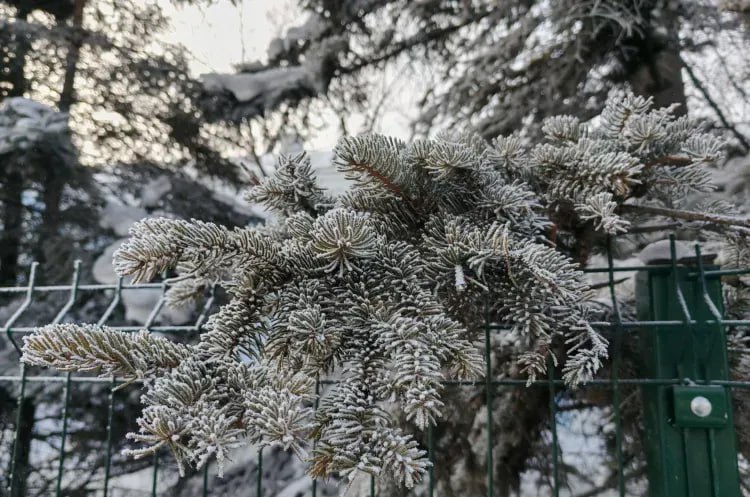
[20,90,733,487]
[620,204,750,229]
[22,324,189,384]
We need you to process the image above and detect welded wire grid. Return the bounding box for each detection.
[1,235,749,497]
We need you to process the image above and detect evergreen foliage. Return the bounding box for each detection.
[22,91,734,488]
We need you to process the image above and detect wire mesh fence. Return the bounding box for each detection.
[1,236,749,497]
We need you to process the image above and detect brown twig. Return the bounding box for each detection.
[347,161,422,216]
[621,204,750,229]
[681,56,750,152]
[644,155,693,168]
[627,222,682,234]
[349,161,405,197]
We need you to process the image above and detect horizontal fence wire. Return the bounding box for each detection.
[1,235,749,496]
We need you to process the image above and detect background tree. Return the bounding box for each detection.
[0,1,260,495]
[3,1,750,496]
[200,1,750,152]
[0,0,260,285]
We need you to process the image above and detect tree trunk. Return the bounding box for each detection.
[58,0,86,113]
[0,8,31,285]
[8,396,36,497]
[628,40,687,114]
[0,172,24,285]
[627,6,687,114]
[34,175,65,280]
[34,0,87,280]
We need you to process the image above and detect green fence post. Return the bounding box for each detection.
[635,242,741,497]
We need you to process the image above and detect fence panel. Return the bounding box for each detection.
[1,236,749,496]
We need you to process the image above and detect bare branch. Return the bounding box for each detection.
[621,204,750,229]
[681,57,750,152]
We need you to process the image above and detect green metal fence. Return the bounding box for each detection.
[1,236,749,496]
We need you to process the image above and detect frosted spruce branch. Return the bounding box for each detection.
[22,324,189,385]
[22,90,745,490]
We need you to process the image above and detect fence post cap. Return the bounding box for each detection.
[638,239,716,266]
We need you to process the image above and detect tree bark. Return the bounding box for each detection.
[33,0,87,279]
[629,42,687,113]
[0,172,24,285]
[34,175,65,279]
[8,396,36,497]
[58,0,86,113]
[0,8,31,285]
[621,3,687,114]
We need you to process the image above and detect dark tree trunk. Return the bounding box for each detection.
[58,0,86,113]
[0,171,24,285]
[6,10,29,97]
[34,175,65,280]
[33,0,86,280]
[8,396,36,497]
[628,39,687,114]
[626,5,687,114]
[0,8,31,285]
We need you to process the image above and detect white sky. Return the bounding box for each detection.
[159,0,297,74]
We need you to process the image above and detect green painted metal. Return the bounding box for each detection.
[607,237,626,497]
[257,448,263,497]
[100,277,122,497]
[484,301,494,497]
[55,372,72,497]
[427,423,435,497]
[102,378,116,497]
[54,260,82,497]
[203,463,209,497]
[546,356,559,497]
[672,386,729,429]
[7,363,28,497]
[152,452,160,497]
[312,378,320,497]
[635,240,741,497]
[5,262,37,497]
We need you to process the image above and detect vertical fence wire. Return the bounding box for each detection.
[427,423,435,497]
[202,463,209,497]
[103,377,116,497]
[257,448,264,497]
[547,356,559,497]
[484,299,494,497]
[312,378,320,497]
[99,276,122,497]
[607,237,626,497]
[54,260,82,497]
[152,452,160,497]
[694,243,728,496]
[6,262,37,496]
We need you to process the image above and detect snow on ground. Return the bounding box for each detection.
[99,204,148,237]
